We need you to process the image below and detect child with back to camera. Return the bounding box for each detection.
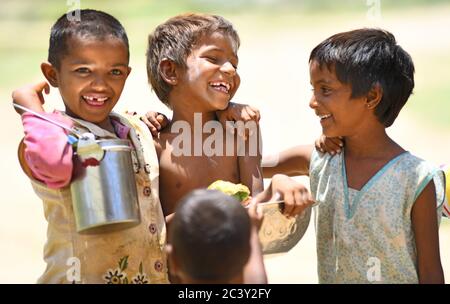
[167,189,266,284]
[261,28,446,283]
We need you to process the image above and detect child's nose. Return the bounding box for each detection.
[309,95,318,109]
[91,76,108,90]
[221,61,237,76]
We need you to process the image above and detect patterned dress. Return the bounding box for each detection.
[18,112,169,283]
[309,149,446,283]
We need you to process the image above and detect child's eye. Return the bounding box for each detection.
[205,56,218,63]
[75,67,90,74]
[110,69,123,76]
[321,87,332,95]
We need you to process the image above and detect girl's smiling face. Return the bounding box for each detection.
[46,36,131,126]
[309,60,368,138]
[174,31,240,111]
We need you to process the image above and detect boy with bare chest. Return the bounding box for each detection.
[146,14,263,220]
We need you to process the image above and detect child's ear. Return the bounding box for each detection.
[41,62,59,87]
[366,83,383,110]
[159,58,179,85]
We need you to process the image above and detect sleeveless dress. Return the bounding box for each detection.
[309,149,446,283]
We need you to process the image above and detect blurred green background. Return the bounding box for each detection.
[1,0,450,128]
[0,0,450,128]
[1,0,449,283]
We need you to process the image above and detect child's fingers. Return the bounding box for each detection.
[245,106,260,122]
[315,138,325,153]
[156,113,168,128]
[282,191,295,217]
[146,113,162,130]
[247,198,264,230]
[289,190,304,217]
[335,137,344,147]
[41,82,50,95]
[241,107,252,122]
[323,139,340,155]
[140,115,158,136]
[249,106,261,122]
[329,137,344,149]
[32,81,49,94]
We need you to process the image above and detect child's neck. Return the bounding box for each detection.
[96,118,115,134]
[344,127,404,160]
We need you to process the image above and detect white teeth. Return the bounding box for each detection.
[319,114,331,119]
[83,96,108,103]
[210,81,231,93]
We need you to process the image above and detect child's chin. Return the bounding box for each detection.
[323,129,339,138]
[214,101,229,111]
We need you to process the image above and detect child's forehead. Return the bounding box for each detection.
[63,35,129,62]
[310,60,339,81]
[193,32,239,55]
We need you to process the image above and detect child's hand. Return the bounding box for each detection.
[12,81,49,114]
[253,174,315,218]
[247,199,264,231]
[216,102,260,139]
[140,111,170,137]
[217,102,261,123]
[315,134,344,155]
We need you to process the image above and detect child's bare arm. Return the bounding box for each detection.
[243,200,267,284]
[411,180,445,283]
[13,82,73,188]
[12,81,49,114]
[238,126,264,196]
[262,145,314,179]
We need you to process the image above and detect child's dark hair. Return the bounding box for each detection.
[146,13,240,108]
[48,9,129,69]
[309,28,415,127]
[169,189,251,282]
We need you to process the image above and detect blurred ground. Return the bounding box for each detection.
[1,4,449,283]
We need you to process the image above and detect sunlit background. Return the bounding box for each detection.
[1,0,449,283]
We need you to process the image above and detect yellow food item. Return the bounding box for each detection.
[208,180,251,204]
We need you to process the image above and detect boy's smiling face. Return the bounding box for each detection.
[174,31,240,111]
[44,36,130,126]
[309,60,368,138]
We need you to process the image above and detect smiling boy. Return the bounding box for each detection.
[13,9,168,283]
[146,14,264,221]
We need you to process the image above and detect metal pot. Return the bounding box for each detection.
[259,204,311,255]
[70,139,140,234]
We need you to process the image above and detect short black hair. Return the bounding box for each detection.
[169,189,251,282]
[309,28,415,127]
[48,9,129,69]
